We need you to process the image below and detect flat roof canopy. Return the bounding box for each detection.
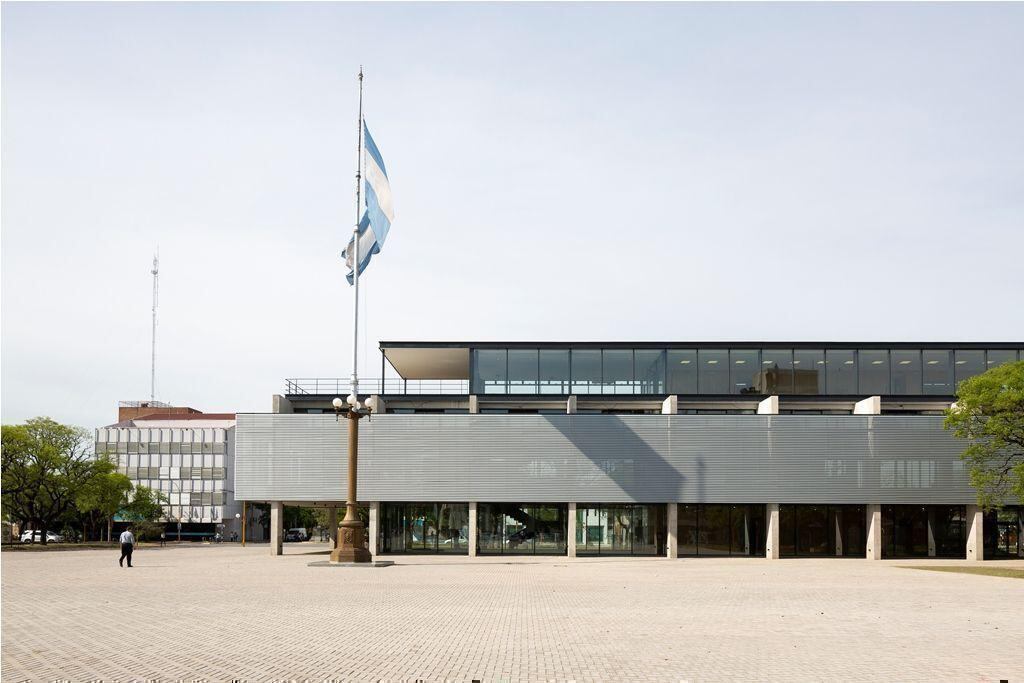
[383,346,470,379]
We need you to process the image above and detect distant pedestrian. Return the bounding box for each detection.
[119,527,135,568]
[160,531,166,547]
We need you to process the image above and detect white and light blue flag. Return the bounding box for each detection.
[343,122,393,284]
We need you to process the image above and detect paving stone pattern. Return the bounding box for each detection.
[2,544,1023,681]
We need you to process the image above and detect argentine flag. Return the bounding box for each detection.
[343,122,394,284]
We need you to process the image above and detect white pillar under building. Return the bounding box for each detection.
[666,503,678,558]
[368,502,380,556]
[766,503,780,559]
[468,502,478,557]
[662,396,678,415]
[966,505,984,561]
[866,504,882,560]
[853,396,881,415]
[270,501,283,556]
[567,503,577,558]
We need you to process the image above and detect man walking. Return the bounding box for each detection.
[119,526,135,567]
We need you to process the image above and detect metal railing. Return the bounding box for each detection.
[285,378,470,396]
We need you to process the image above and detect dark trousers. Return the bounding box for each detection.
[119,543,133,567]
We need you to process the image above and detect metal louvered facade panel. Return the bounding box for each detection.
[234,414,977,504]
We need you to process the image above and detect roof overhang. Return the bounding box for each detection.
[382,345,470,379]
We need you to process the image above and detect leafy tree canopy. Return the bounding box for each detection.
[945,360,1024,508]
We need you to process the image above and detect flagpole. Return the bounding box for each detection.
[352,66,364,402]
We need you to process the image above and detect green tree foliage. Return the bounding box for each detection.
[1,417,99,544]
[75,463,132,541]
[121,485,167,523]
[945,361,1024,508]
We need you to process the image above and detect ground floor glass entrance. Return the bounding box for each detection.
[478,503,567,555]
[881,505,965,559]
[379,502,469,554]
[575,504,666,556]
[779,505,865,557]
[985,506,1023,558]
[677,504,764,556]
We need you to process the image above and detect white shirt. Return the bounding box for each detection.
[119,531,135,545]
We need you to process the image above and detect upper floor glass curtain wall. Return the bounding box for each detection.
[469,348,1020,396]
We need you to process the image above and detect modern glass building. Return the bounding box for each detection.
[235,341,1024,561]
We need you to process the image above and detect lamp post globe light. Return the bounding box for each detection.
[329,395,374,564]
[235,513,241,543]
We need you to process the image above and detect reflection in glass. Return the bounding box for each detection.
[730,349,760,395]
[825,349,857,394]
[379,503,469,554]
[571,350,601,395]
[603,350,634,395]
[576,504,665,555]
[678,504,699,555]
[539,350,570,394]
[474,350,507,394]
[760,349,793,394]
[793,349,826,394]
[635,350,666,394]
[507,349,538,395]
[890,350,921,394]
[922,350,953,395]
[858,349,889,395]
[478,503,567,555]
[986,349,1017,369]
[698,349,729,394]
[667,350,698,394]
[954,350,985,388]
[882,505,929,558]
[780,505,865,557]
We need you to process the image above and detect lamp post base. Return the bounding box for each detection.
[329,519,372,563]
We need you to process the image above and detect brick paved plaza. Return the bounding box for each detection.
[2,544,1022,682]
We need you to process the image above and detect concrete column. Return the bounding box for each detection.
[567,396,577,414]
[327,506,338,549]
[757,396,779,415]
[271,395,294,414]
[666,503,678,558]
[468,395,479,414]
[468,502,478,557]
[662,396,678,415]
[853,396,881,415]
[567,502,577,558]
[766,504,780,559]
[927,507,937,557]
[369,395,386,415]
[368,502,380,556]
[866,504,882,560]
[966,505,984,562]
[270,502,283,556]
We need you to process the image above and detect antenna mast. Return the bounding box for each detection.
[151,251,159,402]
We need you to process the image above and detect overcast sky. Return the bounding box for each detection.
[3,2,1023,429]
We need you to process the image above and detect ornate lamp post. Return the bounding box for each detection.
[329,394,376,563]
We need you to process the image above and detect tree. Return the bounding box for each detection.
[120,485,167,542]
[1,417,98,545]
[76,463,132,542]
[945,360,1024,509]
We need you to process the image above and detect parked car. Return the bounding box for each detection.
[284,529,304,542]
[286,527,309,541]
[20,530,64,543]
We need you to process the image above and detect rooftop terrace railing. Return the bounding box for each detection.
[285,378,470,396]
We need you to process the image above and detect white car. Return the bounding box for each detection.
[20,530,64,543]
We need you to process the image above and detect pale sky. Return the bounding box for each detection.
[3,2,1023,429]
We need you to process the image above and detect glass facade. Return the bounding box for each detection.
[984,506,1023,558]
[778,505,865,557]
[677,504,765,557]
[379,503,470,554]
[881,505,965,559]
[576,504,666,555]
[478,503,567,555]
[468,347,1018,396]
